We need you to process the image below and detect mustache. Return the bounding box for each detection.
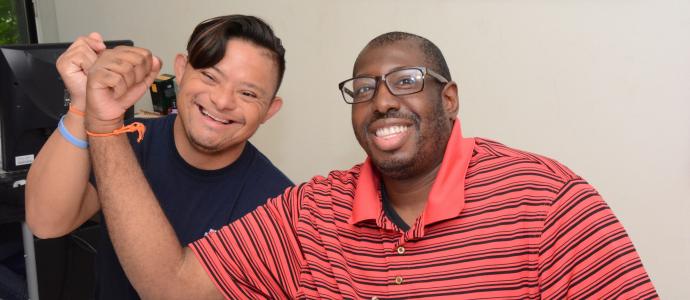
[367,110,420,127]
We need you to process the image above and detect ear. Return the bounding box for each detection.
[261,96,283,124]
[173,54,188,85]
[441,81,459,120]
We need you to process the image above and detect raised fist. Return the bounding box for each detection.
[55,32,106,111]
[85,46,161,133]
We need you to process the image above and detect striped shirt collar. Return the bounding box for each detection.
[350,120,476,227]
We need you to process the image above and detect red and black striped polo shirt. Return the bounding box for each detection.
[190,121,657,299]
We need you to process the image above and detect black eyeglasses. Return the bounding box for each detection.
[338,67,448,104]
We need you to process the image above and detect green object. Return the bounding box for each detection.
[0,0,21,45]
[149,74,177,115]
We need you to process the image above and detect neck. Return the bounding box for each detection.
[172,117,244,170]
[381,162,442,226]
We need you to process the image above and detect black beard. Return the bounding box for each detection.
[372,101,451,180]
[375,156,417,180]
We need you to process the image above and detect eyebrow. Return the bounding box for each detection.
[210,66,227,79]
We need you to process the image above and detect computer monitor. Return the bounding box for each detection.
[0,40,134,171]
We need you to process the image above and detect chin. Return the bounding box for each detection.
[185,130,226,153]
[372,155,419,180]
[191,140,225,153]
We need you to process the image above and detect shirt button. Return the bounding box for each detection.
[394,276,404,285]
[371,297,379,300]
[396,246,405,254]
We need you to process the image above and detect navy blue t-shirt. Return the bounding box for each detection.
[94,114,293,299]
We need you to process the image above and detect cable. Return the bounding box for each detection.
[69,234,97,254]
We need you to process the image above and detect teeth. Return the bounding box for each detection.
[201,108,230,124]
[376,125,409,137]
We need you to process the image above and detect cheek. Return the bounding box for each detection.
[240,102,269,128]
[351,106,369,132]
[416,101,442,128]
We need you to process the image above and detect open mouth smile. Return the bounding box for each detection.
[197,104,233,125]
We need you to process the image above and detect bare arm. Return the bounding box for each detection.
[89,134,219,299]
[85,46,221,299]
[25,114,99,238]
[25,33,105,238]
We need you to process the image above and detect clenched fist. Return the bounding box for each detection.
[56,32,106,111]
[84,46,161,133]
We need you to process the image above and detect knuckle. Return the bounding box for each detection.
[142,48,152,58]
[111,57,124,66]
[100,71,120,86]
[99,49,113,59]
[134,55,147,66]
[74,36,88,44]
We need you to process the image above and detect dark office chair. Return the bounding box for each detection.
[35,222,99,300]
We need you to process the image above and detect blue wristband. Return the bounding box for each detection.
[58,115,88,149]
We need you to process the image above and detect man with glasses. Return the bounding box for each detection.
[82,31,657,299]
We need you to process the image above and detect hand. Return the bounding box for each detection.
[85,46,161,133]
[56,32,106,111]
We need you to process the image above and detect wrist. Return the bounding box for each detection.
[67,104,86,118]
[85,116,125,134]
[67,92,86,112]
[62,113,87,139]
[69,101,86,113]
[58,116,88,149]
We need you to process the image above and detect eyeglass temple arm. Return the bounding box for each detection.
[426,68,449,83]
[343,87,355,98]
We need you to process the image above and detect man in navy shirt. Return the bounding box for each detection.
[25,15,293,299]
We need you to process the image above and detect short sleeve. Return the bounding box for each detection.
[189,182,309,299]
[538,179,658,299]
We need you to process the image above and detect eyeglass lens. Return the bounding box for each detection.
[341,68,424,103]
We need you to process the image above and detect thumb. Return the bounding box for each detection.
[88,32,103,42]
[87,32,106,52]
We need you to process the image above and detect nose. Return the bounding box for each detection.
[209,85,237,111]
[370,79,400,114]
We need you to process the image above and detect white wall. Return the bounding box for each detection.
[34,0,60,43]
[51,0,690,297]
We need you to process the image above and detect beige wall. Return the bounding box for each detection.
[50,0,690,297]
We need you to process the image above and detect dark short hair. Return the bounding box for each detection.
[186,15,286,95]
[357,31,451,81]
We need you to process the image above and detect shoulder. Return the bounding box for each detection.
[297,164,363,197]
[244,142,293,187]
[471,137,581,184]
[469,138,603,228]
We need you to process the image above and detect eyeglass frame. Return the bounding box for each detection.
[338,66,449,104]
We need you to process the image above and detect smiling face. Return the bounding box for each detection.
[174,38,282,156]
[351,40,458,179]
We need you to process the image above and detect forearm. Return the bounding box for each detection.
[89,134,202,298]
[25,113,97,237]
